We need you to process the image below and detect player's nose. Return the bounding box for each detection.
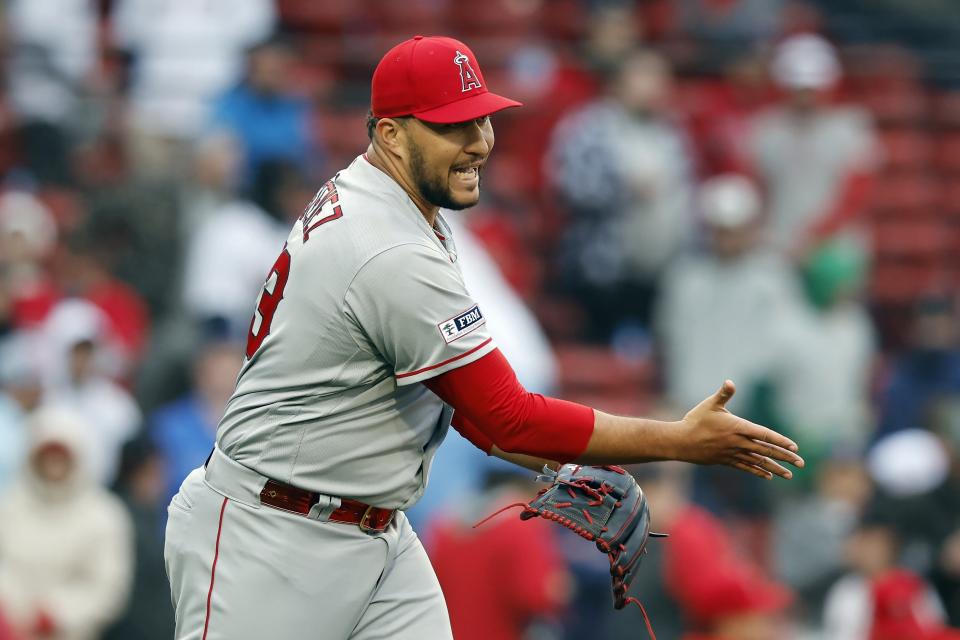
[463,120,492,157]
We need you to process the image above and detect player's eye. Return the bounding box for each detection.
[445,117,488,130]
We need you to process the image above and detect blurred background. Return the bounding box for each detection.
[1,0,960,639]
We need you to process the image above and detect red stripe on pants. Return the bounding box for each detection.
[203,497,229,640]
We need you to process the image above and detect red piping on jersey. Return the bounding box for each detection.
[396,337,493,378]
[202,497,229,640]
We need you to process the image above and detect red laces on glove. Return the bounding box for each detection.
[472,465,660,640]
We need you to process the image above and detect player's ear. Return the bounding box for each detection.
[375,117,409,160]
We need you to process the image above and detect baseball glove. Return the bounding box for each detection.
[481,464,666,638]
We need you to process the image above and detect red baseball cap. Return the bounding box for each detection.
[371,35,522,124]
[685,566,793,624]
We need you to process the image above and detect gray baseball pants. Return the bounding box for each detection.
[164,449,453,640]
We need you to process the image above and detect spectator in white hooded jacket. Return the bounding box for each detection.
[0,407,133,640]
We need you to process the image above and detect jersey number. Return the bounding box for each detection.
[245,179,344,359]
[245,248,292,359]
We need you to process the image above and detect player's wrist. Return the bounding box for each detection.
[647,419,686,461]
[584,412,685,463]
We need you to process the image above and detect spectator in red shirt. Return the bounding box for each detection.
[870,569,960,640]
[426,469,571,640]
[680,566,794,640]
[640,462,794,638]
[824,502,960,640]
[58,231,150,376]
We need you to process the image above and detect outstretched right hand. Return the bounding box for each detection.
[677,380,804,480]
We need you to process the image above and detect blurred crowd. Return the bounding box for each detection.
[1,0,960,639]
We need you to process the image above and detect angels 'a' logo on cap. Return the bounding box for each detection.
[454,50,482,93]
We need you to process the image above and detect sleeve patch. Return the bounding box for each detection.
[437,304,485,344]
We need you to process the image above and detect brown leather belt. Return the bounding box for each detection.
[259,479,395,532]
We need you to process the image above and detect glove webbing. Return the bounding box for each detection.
[473,465,658,640]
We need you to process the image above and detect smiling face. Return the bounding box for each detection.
[402,116,494,211]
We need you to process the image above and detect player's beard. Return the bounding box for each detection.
[408,142,478,211]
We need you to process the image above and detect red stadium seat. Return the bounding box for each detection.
[932,91,960,130]
[940,180,960,216]
[871,219,949,260]
[539,0,591,42]
[878,128,933,171]
[553,344,654,397]
[869,172,941,215]
[277,0,357,34]
[559,390,652,419]
[856,83,928,125]
[370,0,446,34]
[445,0,541,37]
[845,44,924,85]
[870,264,947,304]
[934,133,960,173]
[314,107,368,171]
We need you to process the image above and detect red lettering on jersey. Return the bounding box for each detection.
[245,247,292,359]
[302,179,343,243]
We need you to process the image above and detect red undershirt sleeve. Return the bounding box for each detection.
[447,412,495,456]
[423,348,595,462]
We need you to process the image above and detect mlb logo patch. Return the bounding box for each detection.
[438,304,485,344]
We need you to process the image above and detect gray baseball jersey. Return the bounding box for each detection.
[216,154,496,510]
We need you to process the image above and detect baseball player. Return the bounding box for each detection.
[164,35,805,640]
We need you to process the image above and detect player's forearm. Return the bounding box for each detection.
[574,410,683,465]
[490,445,560,473]
[429,352,802,478]
[492,412,677,469]
[577,382,804,480]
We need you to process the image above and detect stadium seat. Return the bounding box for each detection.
[277,0,356,34]
[932,91,960,129]
[871,219,949,260]
[878,128,933,171]
[934,132,960,173]
[863,86,928,125]
[869,171,940,215]
[553,344,654,397]
[870,263,946,304]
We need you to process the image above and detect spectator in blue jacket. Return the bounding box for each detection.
[877,294,960,439]
[209,36,322,188]
[149,336,242,502]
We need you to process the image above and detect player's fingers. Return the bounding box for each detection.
[730,460,773,480]
[735,451,793,480]
[739,419,801,455]
[741,437,805,467]
[712,379,736,409]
